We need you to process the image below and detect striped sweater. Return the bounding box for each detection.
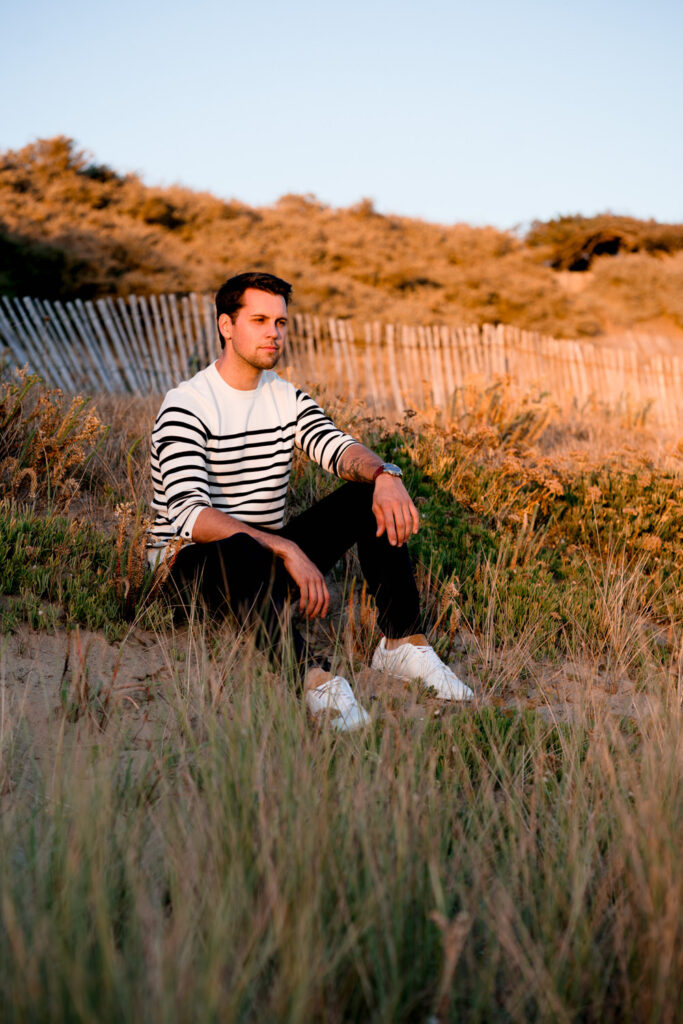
[147,362,357,566]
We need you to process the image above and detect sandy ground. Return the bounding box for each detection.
[0,618,662,769]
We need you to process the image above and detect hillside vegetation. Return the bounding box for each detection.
[2,136,683,338]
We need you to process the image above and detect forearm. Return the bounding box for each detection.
[338,443,420,546]
[191,507,290,558]
[191,506,329,619]
[337,443,384,483]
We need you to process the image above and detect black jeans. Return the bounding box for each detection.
[168,482,422,669]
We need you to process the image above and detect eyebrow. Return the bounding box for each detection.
[249,313,288,321]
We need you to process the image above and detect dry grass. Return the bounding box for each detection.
[0,375,681,1020]
[0,613,680,1023]
[0,368,105,509]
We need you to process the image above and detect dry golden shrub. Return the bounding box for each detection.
[0,367,105,509]
[3,137,683,338]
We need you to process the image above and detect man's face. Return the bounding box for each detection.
[218,288,288,373]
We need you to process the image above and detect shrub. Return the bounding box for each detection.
[0,369,106,510]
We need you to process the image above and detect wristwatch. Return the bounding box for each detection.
[373,462,403,481]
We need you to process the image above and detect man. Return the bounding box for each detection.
[148,271,473,730]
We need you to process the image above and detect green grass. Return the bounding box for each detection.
[346,424,683,675]
[0,504,159,638]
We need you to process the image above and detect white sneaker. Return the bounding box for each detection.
[305,676,371,731]
[371,638,474,701]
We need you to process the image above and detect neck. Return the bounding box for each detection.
[215,351,261,390]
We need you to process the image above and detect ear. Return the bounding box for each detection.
[218,313,232,345]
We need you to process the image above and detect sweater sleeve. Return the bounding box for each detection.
[151,404,212,541]
[294,390,357,476]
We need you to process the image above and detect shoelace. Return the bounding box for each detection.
[411,644,443,662]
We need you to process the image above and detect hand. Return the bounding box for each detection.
[279,539,330,619]
[373,475,420,546]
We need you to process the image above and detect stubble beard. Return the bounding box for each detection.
[253,349,282,371]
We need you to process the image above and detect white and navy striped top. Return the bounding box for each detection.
[147,363,357,566]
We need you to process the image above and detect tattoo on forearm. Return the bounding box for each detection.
[341,448,380,483]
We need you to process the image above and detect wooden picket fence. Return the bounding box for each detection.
[1,293,682,431]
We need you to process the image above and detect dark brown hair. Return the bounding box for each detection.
[215,271,292,346]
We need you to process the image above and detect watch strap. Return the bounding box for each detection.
[373,462,403,481]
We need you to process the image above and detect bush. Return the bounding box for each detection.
[526,213,683,270]
[0,369,106,509]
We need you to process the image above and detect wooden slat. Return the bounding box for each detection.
[340,319,358,397]
[181,295,200,377]
[189,293,208,366]
[148,294,178,388]
[3,297,51,384]
[69,298,113,392]
[53,300,107,392]
[169,294,192,381]
[202,294,218,364]
[35,298,85,390]
[126,295,157,390]
[363,326,380,411]
[78,298,126,393]
[112,296,150,391]
[96,298,141,393]
[21,297,77,391]
[385,323,404,414]
[0,299,41,378]
[0,297,33,371]
[158,294,184,386]
[136,296,170,392]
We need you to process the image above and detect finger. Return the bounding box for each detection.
[309,577,324,619]
[386,499,409,545]
[321,579,330,618]
[307,575,325,619]
[393,501,409,548]
[410,500,420,536]
[383,503,398,546]
[298,579,309,615]
[303,578,316,618]
[374,503,386,538]
[397,499,418,541]
[401,500,417,542]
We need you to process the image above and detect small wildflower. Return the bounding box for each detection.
[544,477,564,496]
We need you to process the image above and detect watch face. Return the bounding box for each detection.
[382,463,403,477]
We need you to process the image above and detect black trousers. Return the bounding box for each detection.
[167,482,423,669]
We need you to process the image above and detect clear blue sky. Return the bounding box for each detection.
[2,0,681,229]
